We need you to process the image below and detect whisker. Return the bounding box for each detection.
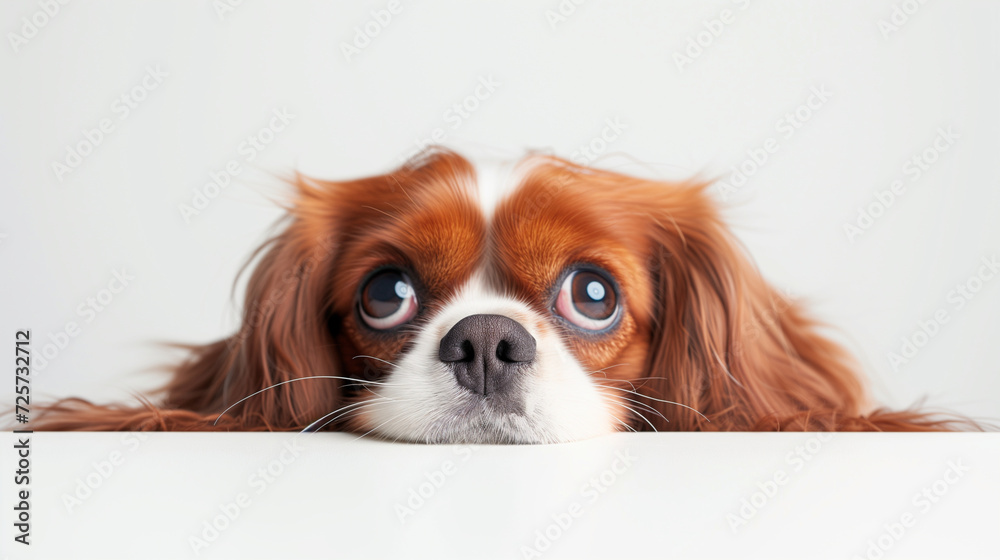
[301,400,383,433]
[611,416,638,433]
[352,409,416,442]
[305,398,404,434]
[213,375,385,425]
[616,402,658,432]
[588,363,630,378]
[596,383,712,423]
[599,391,671,425]
[352,355,401,368]
[591,373,640,393]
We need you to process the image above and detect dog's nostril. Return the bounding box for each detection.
[439,314,536,396]
[496,340,509,362]
[496,338,533,363]
[459,340,475,363]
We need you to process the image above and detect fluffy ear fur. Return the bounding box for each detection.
[161,222,344,430]
[634,182,965,431]
[31,180,349,431]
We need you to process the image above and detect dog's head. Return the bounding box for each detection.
[178,149,866,442]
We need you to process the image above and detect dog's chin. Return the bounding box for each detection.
[357,387,618,445]
[392,414,558,445]
[365,415,598,445]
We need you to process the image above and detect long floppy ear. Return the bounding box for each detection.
[636,183,959,431]
[30,179,348,431]
[159,219,343,430]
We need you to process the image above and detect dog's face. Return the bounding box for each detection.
[201,149,867,442]
[327,156,656,443]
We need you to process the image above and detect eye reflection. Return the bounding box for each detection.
[360,270,418,329]
[555,269,619,331]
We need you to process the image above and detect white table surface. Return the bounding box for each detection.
[2,432,997,559]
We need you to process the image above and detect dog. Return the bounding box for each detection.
[33,148,962,441]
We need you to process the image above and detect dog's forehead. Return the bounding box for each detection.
[381,151,574,229]
[468,154,535,219]
[468,153,607,222]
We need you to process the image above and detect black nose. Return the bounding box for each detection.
[439,314,536,396]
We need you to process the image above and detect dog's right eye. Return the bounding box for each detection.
[554,269,620,332]
[359,270,418,330]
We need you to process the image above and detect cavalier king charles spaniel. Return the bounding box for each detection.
[34,148,962,440]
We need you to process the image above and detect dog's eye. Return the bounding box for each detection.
[555,270,619,331]
[359,270,418,330]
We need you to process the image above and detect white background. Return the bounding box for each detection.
[1,3,998,420]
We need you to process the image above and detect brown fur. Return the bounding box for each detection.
[27,149,977,433]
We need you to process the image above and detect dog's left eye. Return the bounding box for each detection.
[554,269,619,331]
[359,270,418,330]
